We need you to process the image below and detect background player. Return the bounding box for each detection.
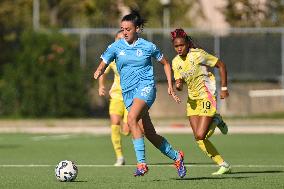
[171,28,231,175]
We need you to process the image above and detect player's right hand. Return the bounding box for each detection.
[175,79,183,91]
[98,87,106,96]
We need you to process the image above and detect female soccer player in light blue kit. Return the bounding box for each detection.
[94,11,186,178]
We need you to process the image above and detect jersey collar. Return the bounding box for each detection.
[123,38,141,47]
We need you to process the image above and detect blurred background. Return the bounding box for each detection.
[1,0,284,119]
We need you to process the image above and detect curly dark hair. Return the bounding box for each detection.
[170,28,197,48]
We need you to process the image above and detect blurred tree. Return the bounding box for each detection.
[40,0,121,28]
[265,0,284,26]
[225,0,284,27]
[30,0,194,29]
[0,0,32,67]
[0,31,89,117]
[123,0,192,27]
[0,0,193,34]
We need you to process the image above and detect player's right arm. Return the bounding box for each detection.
[98,74,106,96]
[159,57,181,104]
[94,41,117,80]
[98,63,112,96]
[151,43,181,103]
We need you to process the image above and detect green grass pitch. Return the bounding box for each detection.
[0,133,283,189]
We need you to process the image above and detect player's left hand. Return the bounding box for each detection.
[94,70,102,79]
[220,90,229,99]
[168,87,181,103]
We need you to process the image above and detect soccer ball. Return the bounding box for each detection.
[55,160,78,182]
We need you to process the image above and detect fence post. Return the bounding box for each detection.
[33,0,40,31]
[281,30,284,102]
[214,35,226,114]
[80,32,87,67]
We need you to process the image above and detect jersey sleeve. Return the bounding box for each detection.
[199,49,218,67]
[172,59,182,80]
[151,43,163,61]
[100,43,116,64]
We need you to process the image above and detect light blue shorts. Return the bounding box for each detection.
[123,84,156,111]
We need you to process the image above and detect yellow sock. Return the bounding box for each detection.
[197,139,224,165]
[111,125,123,158]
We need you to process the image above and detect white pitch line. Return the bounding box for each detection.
[1,126,284,134]
[31,134,74,141]
[0,164,284,168]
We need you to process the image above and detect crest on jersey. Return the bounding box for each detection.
[136,49,143,57]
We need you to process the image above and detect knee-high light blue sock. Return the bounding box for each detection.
[159,138,179,161]
[132,137,146,163]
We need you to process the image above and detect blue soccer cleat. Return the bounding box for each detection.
[174,151,187,178]
[134,163,149,177]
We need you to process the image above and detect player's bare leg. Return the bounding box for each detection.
[190,116,231,175]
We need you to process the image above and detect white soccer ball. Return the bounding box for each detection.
[55,160,78,182]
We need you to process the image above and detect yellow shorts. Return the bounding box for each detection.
[109,98,128,123]
[187,97,217,117]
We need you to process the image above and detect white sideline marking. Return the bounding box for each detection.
[249,89,284,97]
[0,164,283,168]
[1,126,284,134]
[31,134,73,141]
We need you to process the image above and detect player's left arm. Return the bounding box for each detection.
[94,60,107,79]
[159,57,181,103]
[215,60,229,99]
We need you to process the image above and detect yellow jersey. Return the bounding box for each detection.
[104,62,123,101]
[172,48,218,100]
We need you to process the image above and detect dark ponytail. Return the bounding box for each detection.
[121,10,146,30]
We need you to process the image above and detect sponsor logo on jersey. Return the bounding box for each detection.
[119,50,125,56]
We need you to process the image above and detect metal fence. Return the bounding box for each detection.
[60,27,284,115]
[61,27,284,85]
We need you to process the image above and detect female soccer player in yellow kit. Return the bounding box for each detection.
[98,31,130,166]
[171,28,231,175]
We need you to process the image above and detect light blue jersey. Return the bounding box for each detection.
[101,38,163,93]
